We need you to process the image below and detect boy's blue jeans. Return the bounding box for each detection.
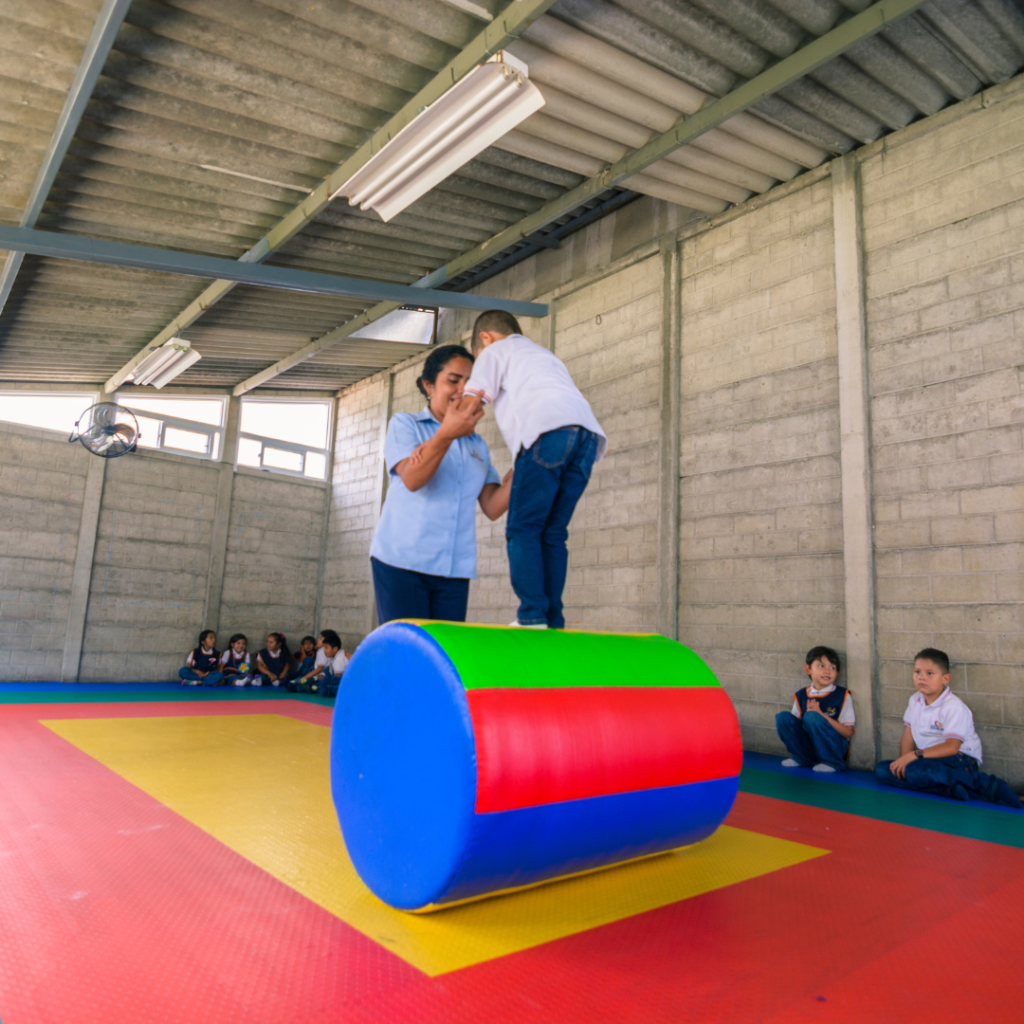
[875,753,985,800]
[506,426,599,629]
[775,711,849,771]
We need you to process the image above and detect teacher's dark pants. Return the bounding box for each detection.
[371,557,470,625]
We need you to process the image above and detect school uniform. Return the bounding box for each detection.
[220,648,252,685]
[874,688,1018,805]
[463,334,606,629]
[179,646,224,686]
[256,648,290,687]
[320,649,348,698]
[775,683,855,771]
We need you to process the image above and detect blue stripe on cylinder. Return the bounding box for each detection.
[437,775,740,906]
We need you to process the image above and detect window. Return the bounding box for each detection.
[0,392,99,436]
[116,395,226,461]
[237,399,332,480]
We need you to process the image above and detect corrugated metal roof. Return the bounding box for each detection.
[1,0,1022,390]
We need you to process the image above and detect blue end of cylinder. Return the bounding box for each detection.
[329,622,477,910]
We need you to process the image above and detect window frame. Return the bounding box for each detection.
[115,395,227,462]
[235,397,333,482]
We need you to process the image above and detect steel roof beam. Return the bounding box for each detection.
[0,0,132,319]
[235,0,928,396]
[0,226,548,318]
[103,0,561,393]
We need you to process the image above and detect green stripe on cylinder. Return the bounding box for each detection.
[418,624,720,690]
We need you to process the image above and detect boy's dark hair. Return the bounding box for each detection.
[198,629,215,646]
[471,309,521,352]
[321,629,342,650]
[914,647,950,673]
[805,646,841,673]
[300,635,316,647]
[229,633,247,646]
[416,345,474,398]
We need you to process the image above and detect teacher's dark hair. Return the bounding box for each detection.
[416,344,474,398]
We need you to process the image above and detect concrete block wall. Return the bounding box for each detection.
[861,85,1024,781]
[320,379,387,648]
[217,471,324,657]
[79,451,219,681]
[0,425,90,681]
[678,178,845,752]
[550,256,663,631]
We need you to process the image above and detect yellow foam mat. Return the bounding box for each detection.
[44,714,828,975]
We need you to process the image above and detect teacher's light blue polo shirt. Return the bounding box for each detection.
[370,408,501,580]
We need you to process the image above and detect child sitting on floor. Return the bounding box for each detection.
[179,629,224,687]
[776,646,855,773]
[220,633,254,687]
[293,630,347,697]
[255,632,291,688]
[458,309,606,629]
[874,648,1021,807]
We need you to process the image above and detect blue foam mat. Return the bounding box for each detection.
[743,750,1021,813]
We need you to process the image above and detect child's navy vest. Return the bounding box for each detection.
[223,649,250,673]
[191,647,220,672]
[259,648,288,675]
[795,685,849,720]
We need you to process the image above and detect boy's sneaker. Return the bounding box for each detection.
[781,758,801,768]
[812,764,836,773]
[508,620,547,629]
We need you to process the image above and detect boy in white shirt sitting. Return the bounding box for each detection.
[294,629,347,698]
[875,648,1021,807]
[459,310,606,629]
[776,646,855,772]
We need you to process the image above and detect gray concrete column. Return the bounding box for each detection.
[363,372,395,638]
[60,454,106,682]
[313,407,336,633]
[658,234,682,641]
[202,396,240,633]
[832,154,880,768]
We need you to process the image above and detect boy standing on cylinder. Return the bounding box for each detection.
[459,310,606,629]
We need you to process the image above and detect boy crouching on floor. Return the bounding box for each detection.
[776,646,854,773]
[875,648,1021,808]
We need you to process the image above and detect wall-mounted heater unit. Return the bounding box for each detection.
[331,53,544,222]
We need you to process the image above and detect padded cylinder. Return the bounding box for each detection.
[330,621,741,911]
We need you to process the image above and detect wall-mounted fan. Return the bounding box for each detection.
[68,403,139,458]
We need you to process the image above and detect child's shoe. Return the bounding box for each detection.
[951,783,970,801]
[249,675,262,687]
[508,620,547,629]
[233,677,246,687]
[812,764,836,773]
[781,758,801,768]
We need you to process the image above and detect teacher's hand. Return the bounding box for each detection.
[438,394,484,440]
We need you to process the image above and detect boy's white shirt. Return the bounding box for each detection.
[790,683,855,727]
[314,648,328,670]
[464,334,607,460]
[312,648,347,675]
[904,687,983,763]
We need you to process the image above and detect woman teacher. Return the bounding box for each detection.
[370,344,512,624]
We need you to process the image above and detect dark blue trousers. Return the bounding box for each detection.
[875,753,1020,806]
[506,426,598,628]
[775,711,849,771]
[371,557,470,625]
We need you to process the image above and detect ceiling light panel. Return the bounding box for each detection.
[332,59,545,223]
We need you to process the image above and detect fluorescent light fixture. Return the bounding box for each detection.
[128,338,203,388]
[349,306,438,345]
[332,55,544,222]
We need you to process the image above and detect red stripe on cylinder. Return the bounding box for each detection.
[467,686,741,814]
